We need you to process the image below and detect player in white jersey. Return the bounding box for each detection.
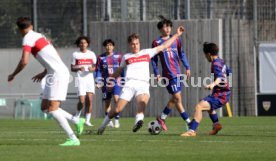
[8,17,85,146]
[71,36,97,126]
[97,25,185,135]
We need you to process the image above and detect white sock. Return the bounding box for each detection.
[49,109,78,140]
[75,110,82,117]
[160,112,168,120]
[100,115,111,128]
[186,118,191,124]
[135,113,144,124]
[59,108,79,124]
[86,113,91,123]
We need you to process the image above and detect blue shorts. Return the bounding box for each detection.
[102,84,121,100]
[203,92,231,110]
[166,77,182,95]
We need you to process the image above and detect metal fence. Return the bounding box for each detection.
[1,0,276,48]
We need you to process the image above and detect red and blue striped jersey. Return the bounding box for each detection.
[95,52,124,84]
[151,36,190,80]
[211,58,231,103]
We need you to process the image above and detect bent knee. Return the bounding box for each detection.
[41,104,48,112]
[195,104,204,111]
[114,107,121,114]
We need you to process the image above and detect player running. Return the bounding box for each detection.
[71,36,97,126]
[181,42,231,137]
[97,26,185,135]
[151,16,191,131]
[95,39,123,128]
[8,17,85,146]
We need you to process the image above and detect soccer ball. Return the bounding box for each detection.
[148,120,162,135]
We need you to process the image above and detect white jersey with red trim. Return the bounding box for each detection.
[22,30,68,74]
[120,48,157,82]
[71,50,97,78]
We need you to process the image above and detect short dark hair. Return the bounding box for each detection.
[203,42,219,55]
[127,33,140,44]
[157,15,173,30]
[75,36,90,46]
[103,39,115,47]
[16,17,32,29]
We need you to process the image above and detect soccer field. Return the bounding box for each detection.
[0,117,275,161]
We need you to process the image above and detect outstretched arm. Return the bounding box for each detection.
[155,26,185,54]
[151,40,160,77]
[8,51,30,82]
[177,38,191,79]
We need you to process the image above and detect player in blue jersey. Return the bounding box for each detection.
[181,42,231,137]
[95,39,123,128]
[151,16,191,131]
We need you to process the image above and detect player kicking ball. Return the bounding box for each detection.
[181,42,231,137]
[151,16,191,131]
[97,26,185,135]
[8,17,85,146]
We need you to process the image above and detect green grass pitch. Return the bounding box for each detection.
[0,117,275,161]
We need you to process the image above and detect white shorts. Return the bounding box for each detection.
[119,80,150,101]
[77,77,95,96]
[42,73,69,101]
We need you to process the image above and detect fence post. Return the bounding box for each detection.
[82,0,88,36]
[140,0,146,21]
[106,0,112,21]
[174,0,180,20]
[185,0,190,19]
[32,0,38,31]
[207,0,212,19]
[121,0,128,21]
[253,0,258,116]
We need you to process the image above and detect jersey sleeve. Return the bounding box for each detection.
[71,53,76,65]
[118,54,125,77]
[95,56,102,83]
[92,52,97,65]
[213,62,225,79]
[176,38,190,70]
[22,36,33,53]
[151,40,160,76]
[226,65,232,76]
[145,48,158,58]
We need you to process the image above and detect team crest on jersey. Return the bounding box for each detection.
[262,101,271,111]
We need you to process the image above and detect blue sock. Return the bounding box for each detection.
[163,106,172,115]
[180,112,190,122]
[115,113,120,120]
[189,119,199,131]
[209,113,219,123]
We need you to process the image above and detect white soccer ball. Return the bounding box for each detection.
[148,120,162,135]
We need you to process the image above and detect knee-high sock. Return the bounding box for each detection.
[135,113,144,124]
[160,106,171,120]
[50,109,78,140]
[100,115,111,128]
[59,108,79,124]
